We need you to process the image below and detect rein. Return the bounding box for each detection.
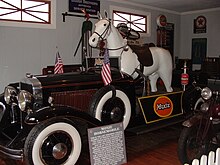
[107,45,128,51]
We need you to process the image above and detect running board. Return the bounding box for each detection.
[126,116,185,135]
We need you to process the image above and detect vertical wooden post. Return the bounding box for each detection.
[147,78,150,95]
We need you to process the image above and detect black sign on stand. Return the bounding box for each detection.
[191,38,207,64]
[69,0,100,15]
[88,122,127,165]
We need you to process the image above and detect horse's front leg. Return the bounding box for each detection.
[149,73,159,92]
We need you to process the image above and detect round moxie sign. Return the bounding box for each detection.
[154,96,173,117]
[157,14,167,27]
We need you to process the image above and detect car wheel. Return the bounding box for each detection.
[24,117,82,165]
[178,124,212,164]
[89,86,131,129]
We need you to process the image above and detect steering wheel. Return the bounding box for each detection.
[117,23,140,40]
[127,28,140,40]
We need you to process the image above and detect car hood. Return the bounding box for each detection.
[24,69,130,88]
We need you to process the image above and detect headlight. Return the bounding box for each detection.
[18,90,33,112]
[200,102,209,112]
[201,87,212,100]
[4,86,17,104]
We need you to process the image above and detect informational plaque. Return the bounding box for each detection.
[69,0,100,15]
[88,122,127,165]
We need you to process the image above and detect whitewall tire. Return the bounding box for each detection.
[24,118,82,165]
[90,86,131,129]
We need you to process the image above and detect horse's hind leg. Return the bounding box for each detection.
[159,71,173,92]
[149,73,159,92]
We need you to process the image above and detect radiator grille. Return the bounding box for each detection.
[51,89,97,112]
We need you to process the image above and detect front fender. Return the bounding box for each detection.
[194,97,204,110]
[182,113,203,128]
[25,106,103,127]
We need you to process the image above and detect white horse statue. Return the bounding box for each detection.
[89,13,173,92]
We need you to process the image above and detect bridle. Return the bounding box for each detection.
[93,19,128,51]
[93,19,111,42]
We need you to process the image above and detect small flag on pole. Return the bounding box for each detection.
[54,51,64,74]
[101,49,112,86]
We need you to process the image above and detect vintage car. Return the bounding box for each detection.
[0,64,199,164]
[0,66,136,164]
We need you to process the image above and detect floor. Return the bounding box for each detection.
[0,123,183,165]
[124,124,182,165]
[125,140,181,165]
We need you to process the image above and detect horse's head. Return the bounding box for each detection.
[89,12,111,48]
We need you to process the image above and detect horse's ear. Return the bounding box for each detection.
[97,11,102,20]
[104,10,108,19]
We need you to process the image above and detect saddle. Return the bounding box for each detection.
[129,43,154,67]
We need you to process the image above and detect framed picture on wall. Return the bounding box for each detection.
[191,38,207,64]
[193,16,207,34]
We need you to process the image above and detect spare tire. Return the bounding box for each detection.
[89,86,131,129]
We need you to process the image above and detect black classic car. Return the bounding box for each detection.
[0,65,199,165]
[0,67,138,165]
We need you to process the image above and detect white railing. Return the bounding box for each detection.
[184,148,220,165]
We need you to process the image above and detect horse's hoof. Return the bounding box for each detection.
[166,88,173,92]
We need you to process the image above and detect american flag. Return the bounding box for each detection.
[54,51,64,74]
[101,49,112,86]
